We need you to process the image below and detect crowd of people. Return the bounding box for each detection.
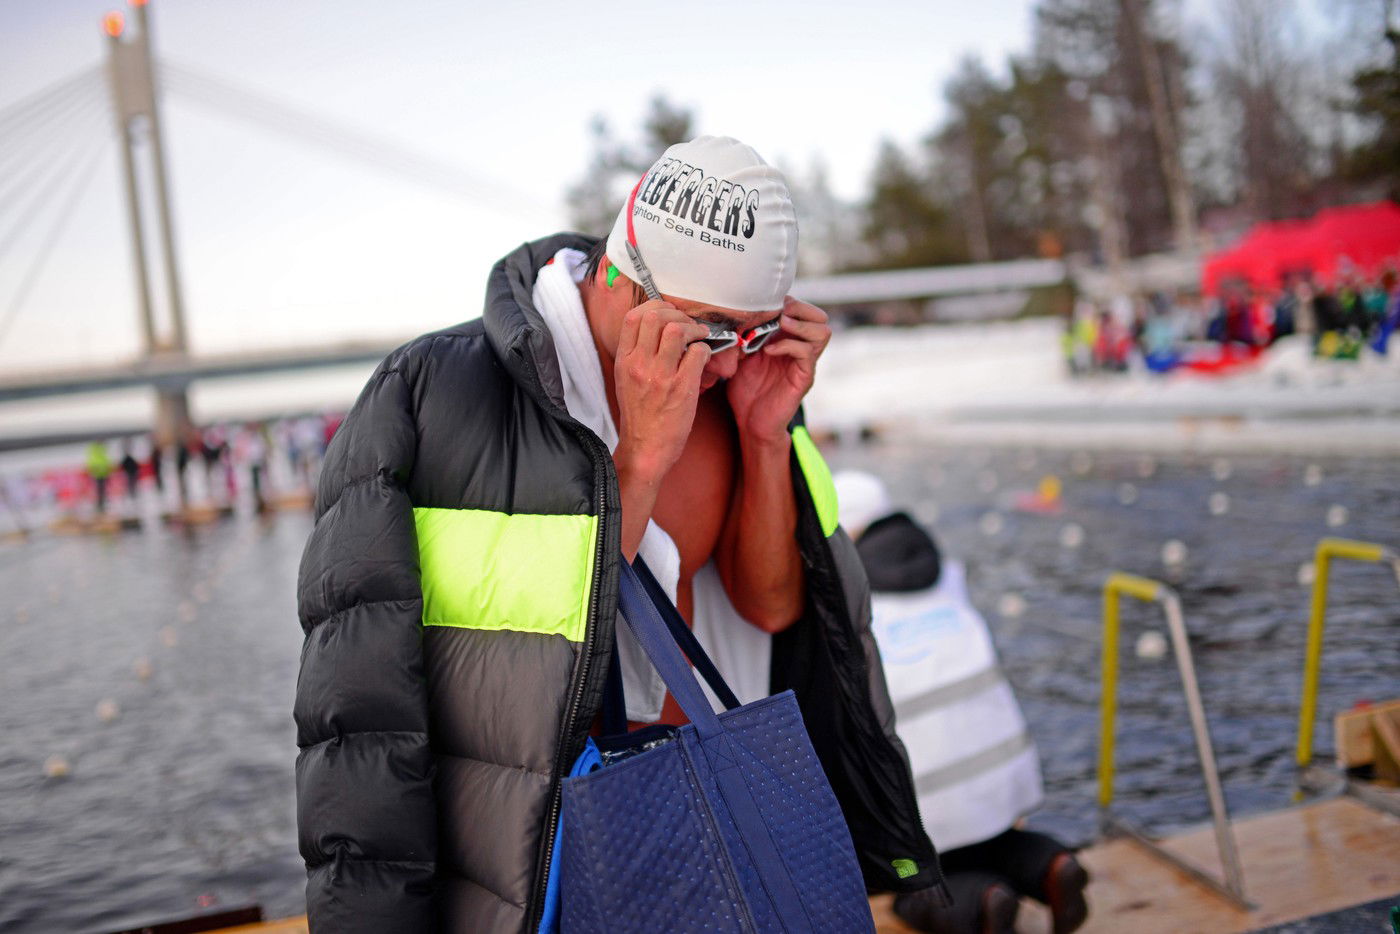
[0,413,342,532]
[1064,266,1400,375]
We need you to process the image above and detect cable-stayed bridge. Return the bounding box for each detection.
[0,1,555,444]
[0,0,1073,448]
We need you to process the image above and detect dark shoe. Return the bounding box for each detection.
[978,882,1019,934]
[1044,852,1089,934]
[893,874,1019,934]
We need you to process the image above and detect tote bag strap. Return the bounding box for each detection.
[616,560,815,933]
[632,557,743,711]
[601,558,742,734]
[616,560,728,740]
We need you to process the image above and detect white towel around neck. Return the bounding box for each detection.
[531,248,771,720]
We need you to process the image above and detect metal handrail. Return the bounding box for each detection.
[1098,572,1250,908]
[1295,538,1400,770]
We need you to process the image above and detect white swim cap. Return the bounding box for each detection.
[833,470,893,538]
[605,135,798,313]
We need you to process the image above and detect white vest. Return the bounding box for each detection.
[873,560,1043,851]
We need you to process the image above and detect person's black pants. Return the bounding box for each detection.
[940,827,1068,902]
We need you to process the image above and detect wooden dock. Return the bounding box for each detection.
[204,796,1398,934]
[873,798,1399,933]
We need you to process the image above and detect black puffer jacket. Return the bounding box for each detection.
[294,233,943,933]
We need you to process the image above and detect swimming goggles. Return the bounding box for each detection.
[696,318,781,355]
[623,177,781,356]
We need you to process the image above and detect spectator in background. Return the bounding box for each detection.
[86,441,112,515]
[119,442,141,502]
[148,438,165,494]
[1272,275,1299,342]
[835,471,1089,934]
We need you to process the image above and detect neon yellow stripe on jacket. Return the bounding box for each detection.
[414,507,597,642]
[791,426,839,538]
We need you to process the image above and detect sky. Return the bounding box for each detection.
[0,0,1044,376]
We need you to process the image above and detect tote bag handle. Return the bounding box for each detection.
[603,558,743,730]
[614,559,731,741]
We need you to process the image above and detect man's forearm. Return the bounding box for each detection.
[614,442,665,562]
[718,431,804,632]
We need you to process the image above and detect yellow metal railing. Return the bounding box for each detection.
[1098,572,1248,906]
[1295,538,1400,769]
[1098,572,1162,807]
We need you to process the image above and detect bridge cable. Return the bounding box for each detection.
[0,131,113,263]
[0,92,107,209]
[0,140,111,350]
[158,59,557,220]
[0,77,105,173]
[0,65,104,139]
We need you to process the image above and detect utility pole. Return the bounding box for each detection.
[104,0,192,460]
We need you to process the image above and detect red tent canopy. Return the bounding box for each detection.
[1201,201,1400,294]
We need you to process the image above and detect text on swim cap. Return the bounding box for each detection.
[638,158,761,239]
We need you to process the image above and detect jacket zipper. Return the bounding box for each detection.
[525,431,610,930]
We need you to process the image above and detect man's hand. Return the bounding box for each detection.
[613,300,712,485]
[726,296,832,446]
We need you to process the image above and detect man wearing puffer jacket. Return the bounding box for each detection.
[294,136,945,932]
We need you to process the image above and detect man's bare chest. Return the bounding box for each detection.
[650,392,737,582]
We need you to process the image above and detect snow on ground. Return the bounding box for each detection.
[808,319,1400,454]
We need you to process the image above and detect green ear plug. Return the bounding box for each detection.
[606,264,620,288]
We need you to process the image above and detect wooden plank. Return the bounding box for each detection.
[871,799,1400,934]
[1336,699,1400,770]
[214,919,306,934]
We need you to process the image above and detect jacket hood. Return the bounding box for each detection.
[855,512,942,592]
[483,232,599,413]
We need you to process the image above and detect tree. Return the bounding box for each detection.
[1347,43,1400,197]
[1036,0,1192,253]
[1210,0,1319,220]
[565,95,696,235]
[858,140,966,270]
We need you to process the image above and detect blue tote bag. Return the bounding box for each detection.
[557,559,875,933]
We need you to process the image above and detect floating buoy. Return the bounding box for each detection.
[1136,456,1157,479]
[178,602,197,624]
[1135,630,1169,660]
[1211,458,1233,482]
[1162,539,1189,566]
[1304,464,1323,487]
[43,754,70,779]
[1298,562,1317,586]
[132,657,153,681]
[160,626,179,648]
[1013,475,1063,514]
[979,512,1005,536]
[1208,492,1230,516]
[1117,483,1139,506]
[997,593,1027,618]
[915,501,940,525]
[1326,504,1348,528]
[1059,523,1085,549]
[1071,452,1093,476]
[95,699,120,723]
[977,471,999,494]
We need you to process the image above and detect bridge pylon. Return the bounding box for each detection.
[104,0,193,455]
